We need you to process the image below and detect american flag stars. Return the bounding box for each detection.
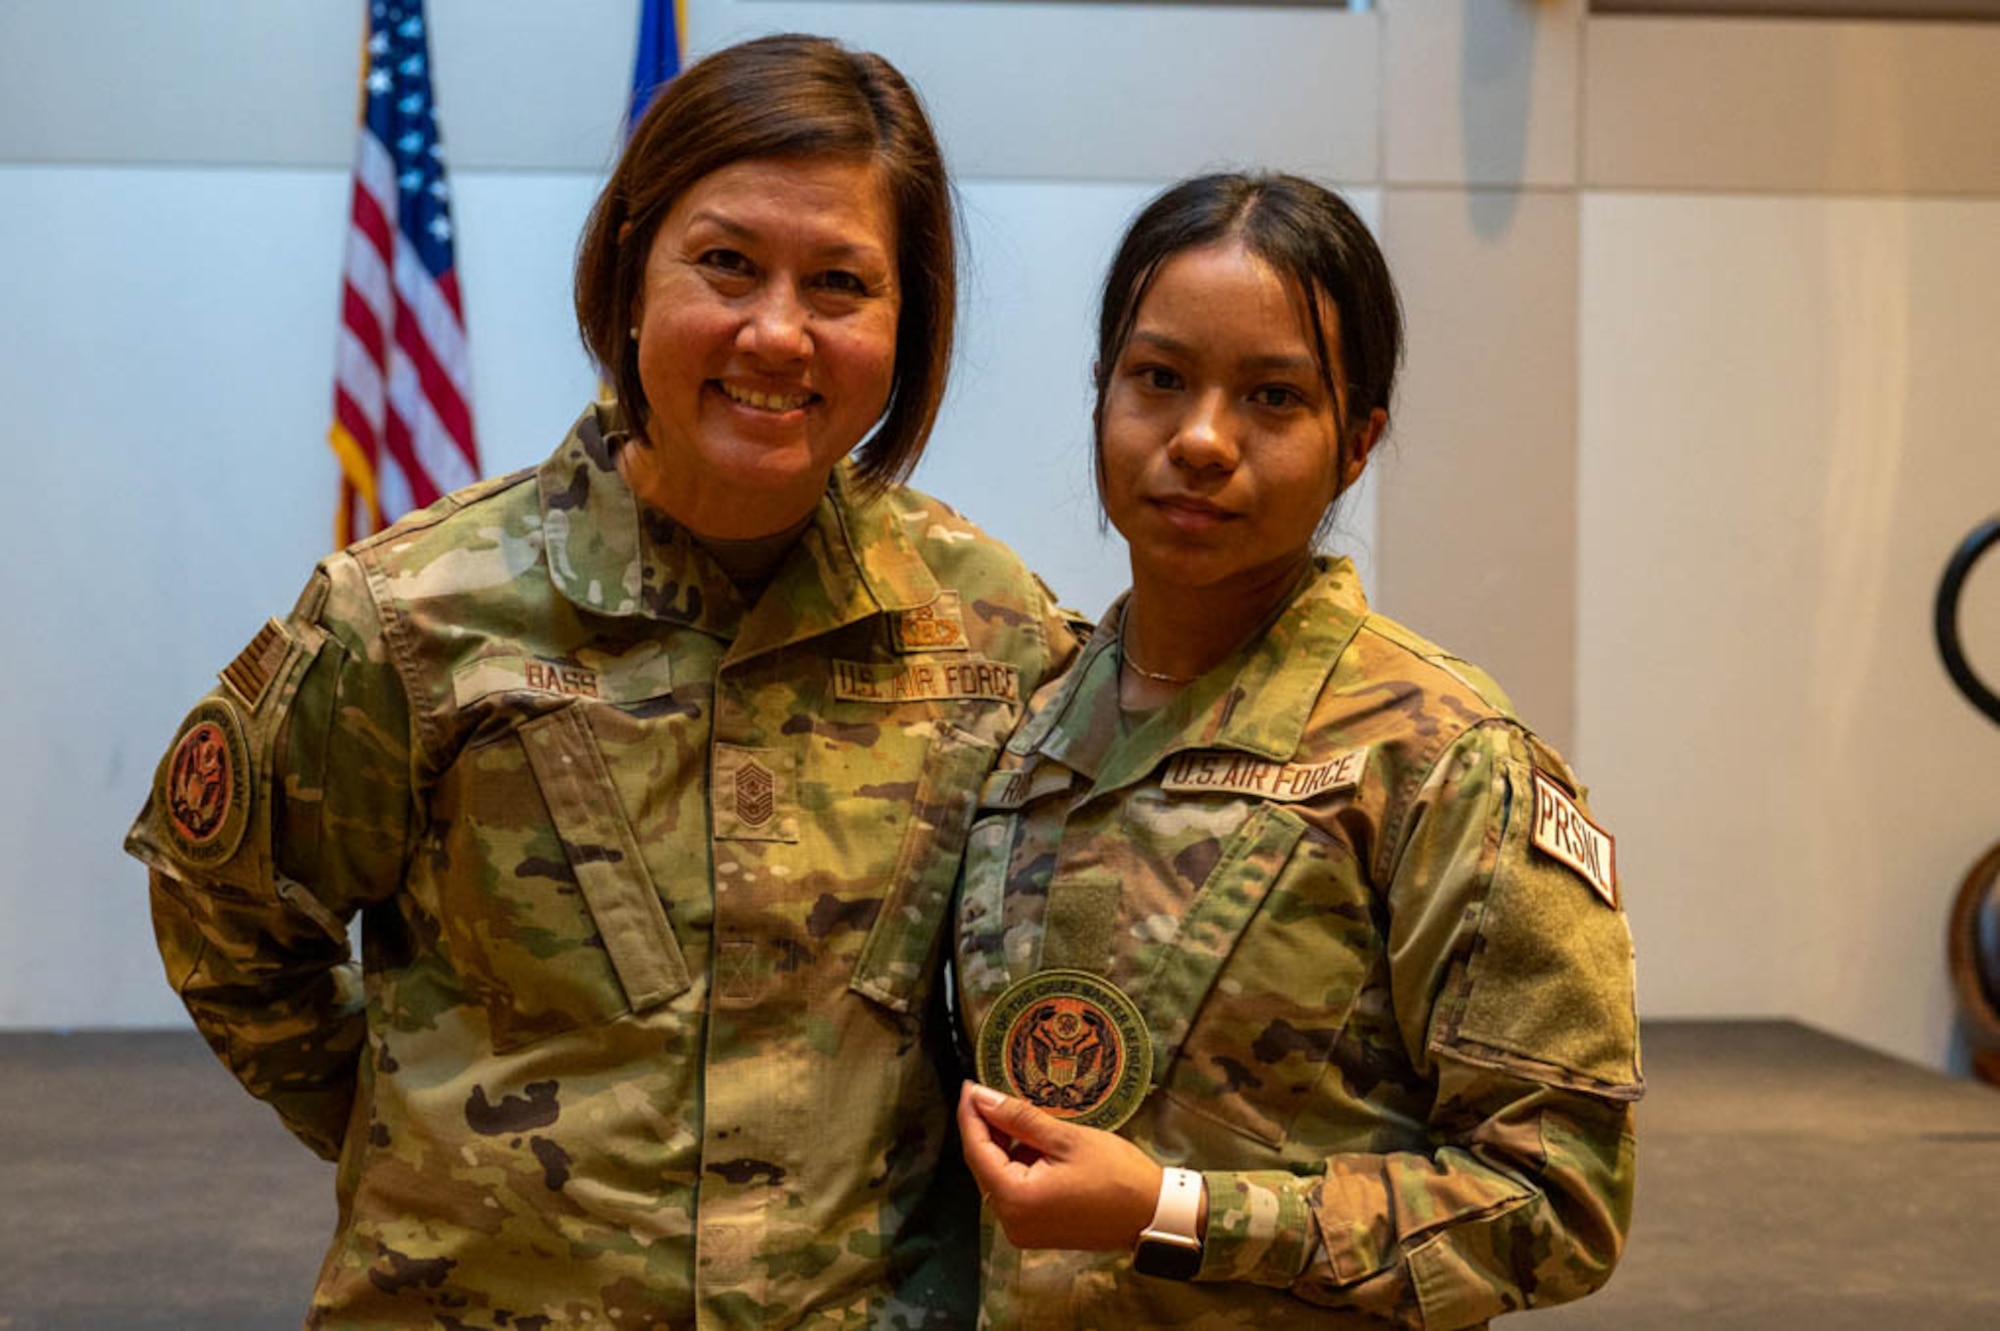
[329,0,479,543]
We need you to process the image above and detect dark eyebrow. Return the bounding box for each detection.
[682,211,889,265]
[1125,329,1317,377]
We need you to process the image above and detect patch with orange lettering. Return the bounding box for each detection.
[976,969,1153,1131]
[891,591,968,653]
[160,699,251,867]
[830,657,1019,705]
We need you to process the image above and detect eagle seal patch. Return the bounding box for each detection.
[160,698,251,867]
[976,968,1153,1131]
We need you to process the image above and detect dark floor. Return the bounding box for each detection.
[3,1021,1998,1328]
[1535,1020,2000,1329]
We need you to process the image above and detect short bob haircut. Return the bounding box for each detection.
[1091,172,1404,529]
[575,33,953,493]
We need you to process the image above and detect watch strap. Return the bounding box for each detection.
[1132,1167,1205,1280]
[1142,1167,1203,1243]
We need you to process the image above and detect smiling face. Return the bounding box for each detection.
[626,155,901,537]
[1099,238,1379,601]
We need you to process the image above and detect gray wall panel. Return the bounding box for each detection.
[1585,17,2000,194]
[707,2,1381,181]
[0,0,635,171]
[1383,0,1582,187]
[1377,186,1580,752]
[0,0,355,167]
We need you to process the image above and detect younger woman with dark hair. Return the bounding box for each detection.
[955,172,1641,1328]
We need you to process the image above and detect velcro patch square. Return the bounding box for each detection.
[713,744,798,843]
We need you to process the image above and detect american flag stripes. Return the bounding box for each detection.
[329,0,479,546]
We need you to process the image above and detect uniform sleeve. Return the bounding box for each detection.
[126,555,417,1160]
[1195,723,1642,1329]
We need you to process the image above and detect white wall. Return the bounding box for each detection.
[6,1,2000,1080]
[0,1,1378,1028]
[0,164,605,1025]
[1578,193,2000,1067]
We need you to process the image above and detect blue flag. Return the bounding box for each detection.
[627,0,682,137]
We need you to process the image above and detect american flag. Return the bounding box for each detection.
[328,0,478,546]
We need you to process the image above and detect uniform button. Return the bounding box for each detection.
[698,1223,756,1267]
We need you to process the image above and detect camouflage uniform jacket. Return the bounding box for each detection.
[127,404,1078,1329]
[955,557,1641,1330]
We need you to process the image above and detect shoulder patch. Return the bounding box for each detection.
[1531,770,1617,907]
[1160,746,1369,803]
[219,620,290,712]
[160,698,252,868]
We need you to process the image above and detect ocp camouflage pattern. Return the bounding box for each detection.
[955,557,1642,1329]
[128,403,1080,1328]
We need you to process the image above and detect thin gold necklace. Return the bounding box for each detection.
[1117,602,1198,684]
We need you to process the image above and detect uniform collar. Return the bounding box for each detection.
[536,403,939,654]
[1012,558,1370,797]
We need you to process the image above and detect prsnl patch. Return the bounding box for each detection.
[1531,770,1617,906]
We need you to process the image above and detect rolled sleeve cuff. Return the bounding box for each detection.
[1195,1169,1317,1286]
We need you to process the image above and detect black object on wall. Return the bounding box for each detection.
[1936,517,2000,729]
[1936,516,2000,1086]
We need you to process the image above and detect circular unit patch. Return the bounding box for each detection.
[975,968,1153,1131]
[160,697,251,867]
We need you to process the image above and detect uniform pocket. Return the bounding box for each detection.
[850,724,998,1014]
[433,703,689,1052]
[1156,810,1378,1149]
[521,707,691,1004]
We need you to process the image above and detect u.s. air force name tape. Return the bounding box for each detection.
[1159,746,1368,802]
[831,657,1020,705]
[975,968,1152,1131]
[1531,770,1617,906]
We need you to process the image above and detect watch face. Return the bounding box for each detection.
[1132,1236,1203,1282]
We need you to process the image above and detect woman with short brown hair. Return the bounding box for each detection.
[131,33,1075,1326]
